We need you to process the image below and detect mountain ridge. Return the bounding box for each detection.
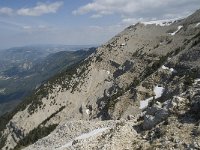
[0,47,96,116]
[1,9,200,150]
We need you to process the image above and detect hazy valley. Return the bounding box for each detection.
[0,45,95,115]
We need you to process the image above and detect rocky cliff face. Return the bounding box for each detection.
[1,9,200,150]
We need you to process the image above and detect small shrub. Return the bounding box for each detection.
[14,124,58,150]
[96,56,103,62]
[0,134,6,150]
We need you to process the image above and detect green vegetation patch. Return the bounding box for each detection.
[14,124,58,150]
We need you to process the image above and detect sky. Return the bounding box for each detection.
[0,0,200,49]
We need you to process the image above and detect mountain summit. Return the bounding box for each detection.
[1,9,200,150]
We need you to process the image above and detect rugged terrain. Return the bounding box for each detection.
[1,9,200,150]
[0,46,95,115]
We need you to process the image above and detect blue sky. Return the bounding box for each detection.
[0,0,200,49]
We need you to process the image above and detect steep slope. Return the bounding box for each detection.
[0,48,95,116]
[1,10,200,150]
[0,45,94,103]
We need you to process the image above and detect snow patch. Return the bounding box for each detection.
[196,22,200,27]
[174,96,185,101]
[169,26,183,36]
[169,68,176,73]
[142,19,175,26]
[154,86,165,99]
[59,141,72,149]
[107,71,110,75]
[58,127,109,149]
[139,86,165,109]
[139,97,153,109]
[161,65,176,73]
[120,43,126,46]
[162,65,169,70]
[76,128,109,140]
[194,78,200,84]
[85,109,90,115]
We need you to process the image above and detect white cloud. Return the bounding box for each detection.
[23,25,32,29]
[0,19,25,29]
[73,0,199,16]
[73,0,159,15]
[89,25,103,30]
[121,18,144,25]
[17,1,63,16]
[0,7,13,16]
[22,25,53,33]
[38,25,47,29]
[90,14,102,18]
[73,0,200,23]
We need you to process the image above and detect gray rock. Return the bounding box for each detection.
[143,103,169,130]
[143,115,156,130]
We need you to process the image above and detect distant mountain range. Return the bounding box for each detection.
[0,45,96,115]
